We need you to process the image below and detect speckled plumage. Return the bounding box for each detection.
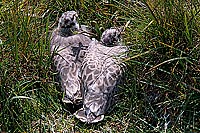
[101,27,123,46]
[50,11,92,104]
[75,28,128,123]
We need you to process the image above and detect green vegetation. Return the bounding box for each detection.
[0,0,199,132]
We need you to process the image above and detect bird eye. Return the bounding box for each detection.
[70,22,75,26]
[65,19,70,23]
[113,32,117,36]
[72,14,78,21]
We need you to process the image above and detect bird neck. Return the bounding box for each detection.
[58,23,80,37]
[59,28,74,37]
[101,41,121,47]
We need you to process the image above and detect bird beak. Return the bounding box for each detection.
[120,31,126,35]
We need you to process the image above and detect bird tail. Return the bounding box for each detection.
[74,108,104,123]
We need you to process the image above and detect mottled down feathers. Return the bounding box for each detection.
[74,28,128,123]
[50,11,92,104]
[50,11,128,123]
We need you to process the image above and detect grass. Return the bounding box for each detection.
[0,0,200,132]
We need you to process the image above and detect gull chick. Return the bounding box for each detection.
[75,27,128,123]
[50,11,92,105]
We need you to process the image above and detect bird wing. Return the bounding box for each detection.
[75,42,127,123]
[52,45,82,104]
[50,28,92,104]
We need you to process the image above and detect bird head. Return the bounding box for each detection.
[58,11,80,36]
[100,27,123,46]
